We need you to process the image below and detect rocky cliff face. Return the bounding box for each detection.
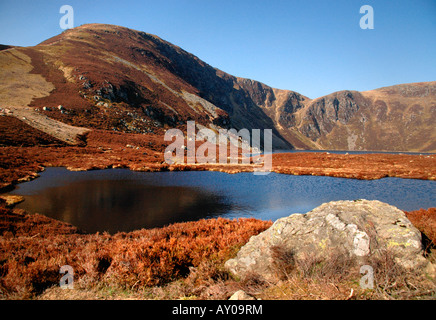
[1,24,434,152]
[267,82,436,152]
[299,91,363,140]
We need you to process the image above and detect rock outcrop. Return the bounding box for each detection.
[299,90,364,141]
[225,200,428,282]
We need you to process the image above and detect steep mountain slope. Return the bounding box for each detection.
[289,82,436,152]
[0,24,434,152]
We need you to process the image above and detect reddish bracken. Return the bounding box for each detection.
[405,208,436,247]
[0,202,272,298]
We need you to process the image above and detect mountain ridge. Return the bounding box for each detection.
[1,23,435,152]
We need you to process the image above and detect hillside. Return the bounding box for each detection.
[0,23,435,152]
[292,83,436,152]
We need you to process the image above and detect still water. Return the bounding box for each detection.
[10,167,436,234]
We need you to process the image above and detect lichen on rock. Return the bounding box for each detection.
[225,200,428,282]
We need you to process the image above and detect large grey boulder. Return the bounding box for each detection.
[225,200,428,282]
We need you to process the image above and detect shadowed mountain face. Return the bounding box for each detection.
[0,44,14,51]
[0,23,435,152]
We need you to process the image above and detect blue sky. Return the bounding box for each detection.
[0,0,435,98]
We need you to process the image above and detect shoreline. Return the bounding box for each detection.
[1,147,435,194]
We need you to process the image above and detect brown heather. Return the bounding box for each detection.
[1,200,435,300]
[0,201,271,299]
[405,208,436,250]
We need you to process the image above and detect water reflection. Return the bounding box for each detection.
[11,167,436,234]
[16,179,235,233]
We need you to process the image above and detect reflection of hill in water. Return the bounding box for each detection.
[12,168,436,234]
[18,180,235,233]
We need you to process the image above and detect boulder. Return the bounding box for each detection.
[225,200,428,282]
[228,290,256,300]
